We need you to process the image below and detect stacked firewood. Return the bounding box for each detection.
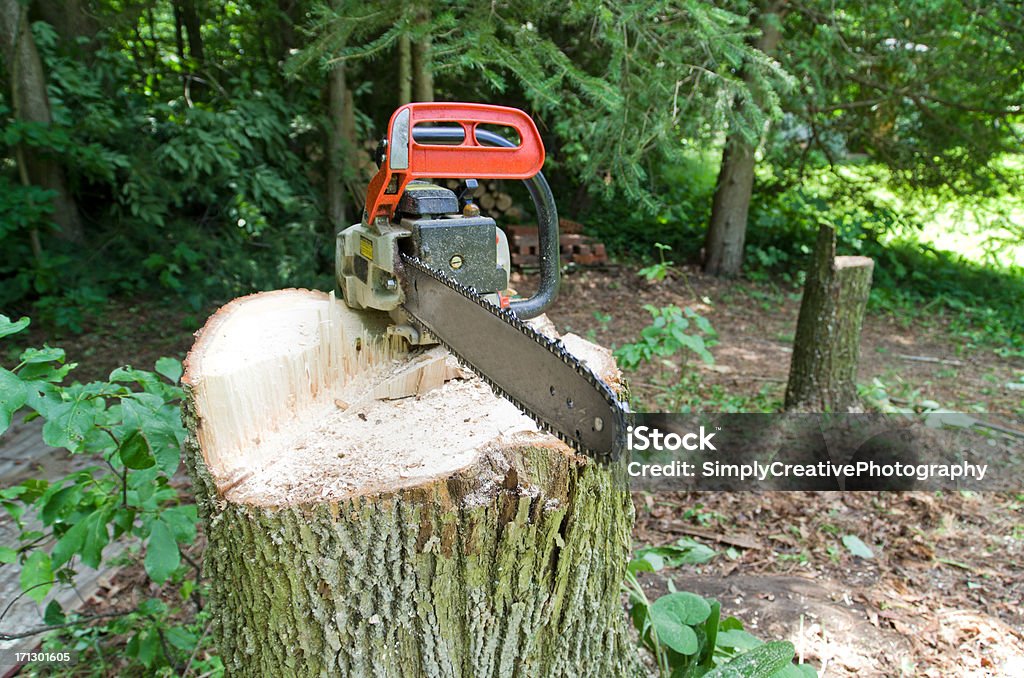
[440,179,519,219]
[352,143,520,219]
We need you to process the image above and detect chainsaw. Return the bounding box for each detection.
[335,102,627,462]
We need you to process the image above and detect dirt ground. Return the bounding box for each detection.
[534,265,1024,417]
[19,264,1024,677]
[542,266,1024,677]
[632,491,1024,677]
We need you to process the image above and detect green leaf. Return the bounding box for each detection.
[81,510,110,568]
[0,546,16,563]
[649,592,712,655]
[773,664,819,678]
[0,485,27,500]
[841,534,874,559]
[702,599,721,669]
[152,436,182,475]
[145,519,180,583]
[655,616,699,655]
[20,551,53,603]
[703,641,795,678]
[716,628,763,651]
[111,506,137,538]
[121,396,184,475]
[44,600,66,625]
[627,551,665,574]
[138,597,167,616]
[161,504,198,544]
[119,430,155,469]
[51,517,88,567]
[0,315,30,339]
[165,625,198,651]
[108,366,157,387]
[630,600,649,634]
[40,485,82,525]
[635,538,717,568]
[18,360,76,383]
[42,394,101,452]
[19,346,65,365]
[0,367,28,435]
[155,357,183,384]
[3,500,25,523]
[24,380,63,417]
[720,616,744,632]
[131,628,162,668]
[18,478,48,503]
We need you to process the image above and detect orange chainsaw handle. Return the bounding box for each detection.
[364,103,546,222]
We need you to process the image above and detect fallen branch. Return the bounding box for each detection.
[896,354,963,367]
[972,419,1024,440]
[659,522,760,550]
[0,610,134,641]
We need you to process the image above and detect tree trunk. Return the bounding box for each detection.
[0,0,85,244]
[785,225,874,411]
[702,3,785,277]
[398,32,412,105]
[172,2,186,66]
[178,0,204,65]
[33,0,99,55]
[412,10,434,102]
[182,290,638,677]
[276,0,299,61]
[703,139,756,276]
[326,59,352,232]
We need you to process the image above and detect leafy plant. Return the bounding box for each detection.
[0,315,215,674]
[624,545,816,677]
[639,243,676,282]
[631,538,718,573]
[615,305,717,371]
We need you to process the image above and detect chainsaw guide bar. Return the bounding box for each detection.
[399,253,629,462]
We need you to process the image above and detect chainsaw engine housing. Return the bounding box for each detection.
[336,182,510,344]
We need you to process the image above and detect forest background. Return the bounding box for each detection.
[1,1,1022,675]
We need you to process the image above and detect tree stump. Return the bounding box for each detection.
[181,289,637,677]
[785,225,874,411]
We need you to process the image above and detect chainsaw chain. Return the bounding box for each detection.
[399,253,629,463]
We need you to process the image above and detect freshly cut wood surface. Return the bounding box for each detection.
[182,289,638,676]
[182,288,620,505]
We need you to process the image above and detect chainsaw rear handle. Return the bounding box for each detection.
[365,103,545,223]
[366,103,559,319]
[411,124,559,319]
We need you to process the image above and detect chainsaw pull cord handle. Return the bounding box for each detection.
[407,125,559,320]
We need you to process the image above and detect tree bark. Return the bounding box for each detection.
[785,225,874,412]
[703,139,756,276]
[172,1,186,66]
[33,0,99,55]
[178,0,204,65]
[182,290,638,677]
[0,0,85,244]
[276,0,299,61]
[702,3,785,277]
[398,32,412,105]
[326,59,353,232]
[412,9,434,102]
